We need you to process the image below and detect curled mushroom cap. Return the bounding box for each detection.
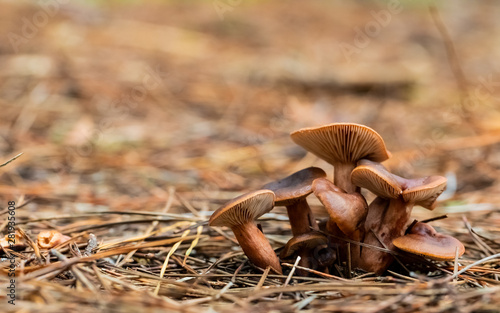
[209,190,282,274]
[351,159,402,199]
[312,177,368,240]
[351,159,447,209]
[402,176,447,210]
[263,167,326,235]
[38,230,71,249]
[291,123,390,193]
[393,222,465,260]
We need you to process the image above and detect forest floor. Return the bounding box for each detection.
[1,1,500,312]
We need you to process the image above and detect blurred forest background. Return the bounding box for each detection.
[1,0,500,312]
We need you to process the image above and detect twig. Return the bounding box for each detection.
[447,253,500,281]
[278,256,300,301]
[463,216,496,256]
[117,187,177,267]
[255,266,271,290]
[0,152,23,168]
[293,295,317,310]
[51,249,98,293]
[184,225,204,266]
[281,263,350,281]
[154,229,191,295]
[347,242,352,278]
[421,215,448,224]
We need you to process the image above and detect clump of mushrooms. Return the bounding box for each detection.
[207,122,465,277]
[351,159,448,273]
[291,124,389,264]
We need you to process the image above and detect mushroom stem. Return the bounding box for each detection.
[359,197,412,274]
[317,244,336,271]
[334,163,358,194]
[231,222,282,274]
[286,199,319,236]
[297,251,312,276]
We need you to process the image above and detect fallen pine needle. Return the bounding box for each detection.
[278,255,300,301]
[154,229,191,295]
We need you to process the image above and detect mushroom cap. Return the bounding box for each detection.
[351,159,447,210]
[290,123,390,165]
[262,167,326,206]
[280,231,328,259]
[312,177,368,237]
[402,176,447,210]
[392,222,464,260]
[38,230,71,249]
[351,159,402,199]
[209,190,275,227]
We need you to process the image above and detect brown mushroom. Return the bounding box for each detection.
[351,159,447,274]
[37,230,71,249]
[291,123,390,194]
[262,167,326,236]
[393,222,465,260]
[312,177,368,268]
[209,190,282,274]
[280,231,335,276]
[0,231,26,251]
[312,178,368,241]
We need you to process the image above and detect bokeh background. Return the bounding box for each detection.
[2,0,500,214]
[1,0,500,311]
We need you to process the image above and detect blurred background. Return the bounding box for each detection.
[1,0,500,225]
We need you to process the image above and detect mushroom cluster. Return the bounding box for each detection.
[208,123,465,276]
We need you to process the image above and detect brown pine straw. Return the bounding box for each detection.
[2,202,499,313]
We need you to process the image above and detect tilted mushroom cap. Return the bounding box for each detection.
[402,176,447,210]
[290,123,390,165]
[351,159,402,199]
[262,167,326,206]
[280,231,328,259]
[312,178,368,237]
[392,222,464,260]
[351,159,447,210]
[209,190,275,227]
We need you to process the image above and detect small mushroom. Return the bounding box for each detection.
[0,231,26,251]
[37,230,71,249]
[209,190,282,274]
[393,222,465,260]
[291,123,390,194]
[280,231,335,276]
[351,159,447,273]
[262,167,326,236]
